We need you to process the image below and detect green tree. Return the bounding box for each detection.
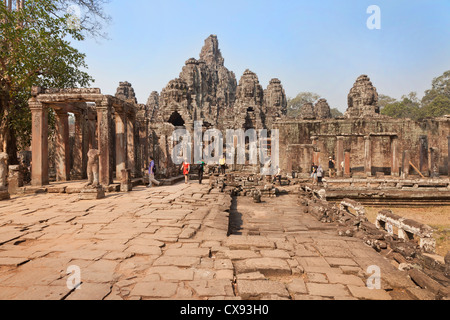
[420,94,450,118]
[330,108,344,118]
[378,94,397,111]
[422,70,450,106]
[287,92,320,118]
[381,92,421,120]
[0,0,108,163]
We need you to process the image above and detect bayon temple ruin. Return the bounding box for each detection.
[0,34,449,301]
[19,35,449,190]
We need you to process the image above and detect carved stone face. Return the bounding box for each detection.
[244,84,255,98]
[347,75,379,117]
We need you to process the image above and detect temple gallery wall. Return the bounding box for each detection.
[20,35,450,188]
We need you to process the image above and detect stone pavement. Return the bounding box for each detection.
[0,183,436,300]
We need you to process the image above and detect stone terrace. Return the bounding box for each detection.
[0,183,439,300]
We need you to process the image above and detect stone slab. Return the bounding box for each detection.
[236,280,290,300]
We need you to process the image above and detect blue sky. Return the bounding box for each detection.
[73,0,450,112]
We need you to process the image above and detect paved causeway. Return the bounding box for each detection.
[0,183,435,300]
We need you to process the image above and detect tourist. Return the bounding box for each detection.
[311,163,318,185]
[317,165,324,185]
[329,157,336,178]
[197,160,205,184]
[148,156,160,188]
[181,159,190,184]
[219,155,226,175]
[274,166,282,185]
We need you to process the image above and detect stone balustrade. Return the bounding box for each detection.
[376,209,436,254]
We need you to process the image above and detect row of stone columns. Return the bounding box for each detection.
[325,135,400,178]
[29,96,141,187]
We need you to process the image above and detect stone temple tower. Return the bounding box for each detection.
[346,75,380,118]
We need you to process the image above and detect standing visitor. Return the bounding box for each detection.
[148,157,160,188]
[311,163,318,185]
[274,166,282,185]
[197,160,205,184]
[181,159,190,184]
[317,165,324,185]
[219,155,226,175]
[328,157,336,178]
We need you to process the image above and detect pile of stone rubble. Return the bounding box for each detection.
[300,185,450,299]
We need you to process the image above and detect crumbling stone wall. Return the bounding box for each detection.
[277,117,450,176]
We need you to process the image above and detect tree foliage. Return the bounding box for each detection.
[422,70,450,107]
[381,71,450,120]
[0,0,108,161]
[330,108,343,118]
[287,92,320,118]
[381,93,421,120]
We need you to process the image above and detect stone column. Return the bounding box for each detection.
[55,110,70,182]
[419,135,429,177]
[127,115,136,177]
[448,136,450,177]
[87,108,97,150]
[303,146,313,177]
[430,147,440,178]
[336,136,344,177]
[311,137,318,165]
[72,112,85,180]
[402,150,411,179]
[120,169,132,192]
[115,111,127,180]
[96,99,114,186]
[29,99,49,186]
[364,136,372,177]
[344,151,351,178]
[391,136,399,177]
[138,114,148,178]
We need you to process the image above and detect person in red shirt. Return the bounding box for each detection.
[181,159,190,184]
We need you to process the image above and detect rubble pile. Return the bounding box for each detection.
[300,185,450,299]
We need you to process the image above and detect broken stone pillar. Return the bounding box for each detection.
[96,99,114,186]
[55,110,70,182]
[0,153,10,200]
[402,150,411,179]
[419,136,429,177]
[364,136,372,177]
[8,165,23,195]
[120,169,133,192]
[336,137,344,177]
[72,111,86,180]
[391,136,399,177]
[115,111,128,180]
[430,147,440,178]
[344,151,351,178]
[29,98,49,186]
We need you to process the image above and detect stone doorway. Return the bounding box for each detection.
[168,111,185,127]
